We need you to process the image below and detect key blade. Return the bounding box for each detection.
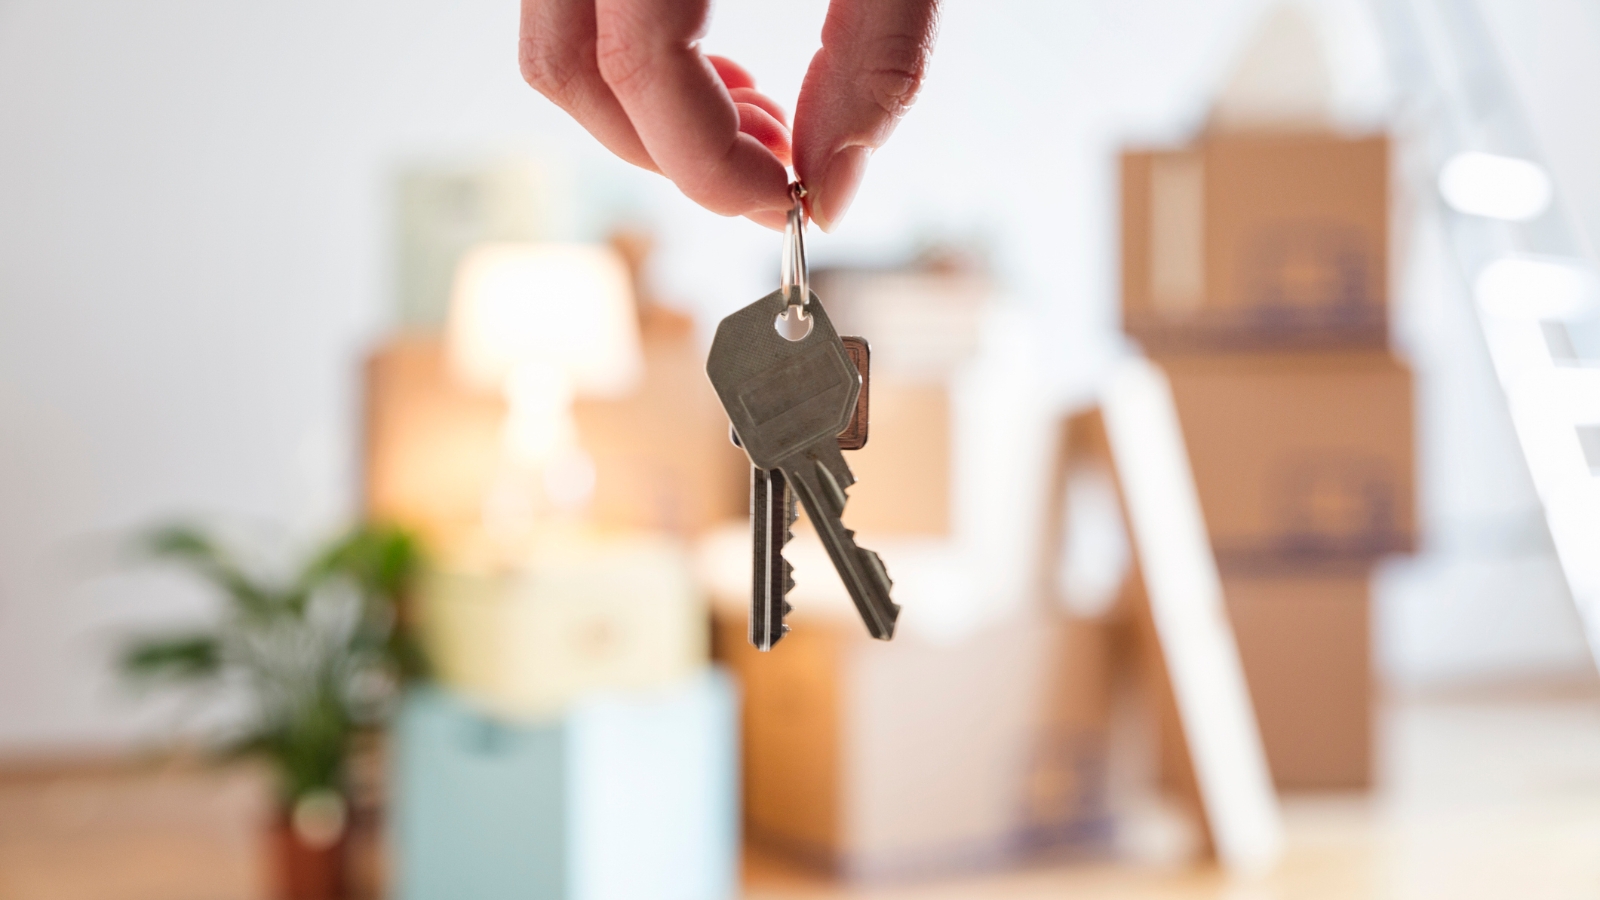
[750,466,793,651]
[781,442,900,641]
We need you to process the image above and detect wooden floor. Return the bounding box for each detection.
[3,692,1600,899]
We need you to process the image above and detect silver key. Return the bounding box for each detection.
[733,336,868,650]
[708,288,900,642]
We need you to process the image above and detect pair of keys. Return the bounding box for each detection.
[705,184,900,651]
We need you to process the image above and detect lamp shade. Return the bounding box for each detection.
[446,243,642,397]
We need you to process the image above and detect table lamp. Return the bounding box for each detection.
[446,242,642,531]
[425,244,709,732]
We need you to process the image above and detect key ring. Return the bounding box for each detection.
[780,181,808,316]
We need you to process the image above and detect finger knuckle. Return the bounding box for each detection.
[862,35,932,119]
[594,23,657,94]
[865,65,923,119]
[518,33,586,103]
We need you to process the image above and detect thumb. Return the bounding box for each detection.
[792,0,941,232]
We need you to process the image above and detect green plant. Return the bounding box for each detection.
[121,522,426,805]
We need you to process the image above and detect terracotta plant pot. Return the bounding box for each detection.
[269,805,349,900]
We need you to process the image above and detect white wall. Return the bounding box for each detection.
[0,0,591,751]
[1479,0,1600,258]
[0,0,1589,753]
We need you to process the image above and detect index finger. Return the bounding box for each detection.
[594,0,790,218]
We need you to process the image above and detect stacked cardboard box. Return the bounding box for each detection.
[363,259,749,894]
[1122,131,1413,790]
[362,292,745,713]
[363,317,740,715]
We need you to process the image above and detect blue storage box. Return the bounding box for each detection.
[393,670,738,900]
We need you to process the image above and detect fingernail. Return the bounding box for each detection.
[812,146,870,233]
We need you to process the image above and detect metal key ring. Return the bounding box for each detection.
[780,181,808,316]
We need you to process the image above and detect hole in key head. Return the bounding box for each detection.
[774,306,813,341]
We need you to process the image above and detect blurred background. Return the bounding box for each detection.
[4,0,1600,897]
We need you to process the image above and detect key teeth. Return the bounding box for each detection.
[860,547,894,592]
[783,484,797,544]
[812,459,849,516]
[858,546,900,640]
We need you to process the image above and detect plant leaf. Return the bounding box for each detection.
[121,634,221,681]
[142,524,280,619]
[302,524,423,599]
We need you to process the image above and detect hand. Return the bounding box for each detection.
[519,0,940,232]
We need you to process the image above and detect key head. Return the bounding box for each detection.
[706,290,861,471]
[731,335,868,452]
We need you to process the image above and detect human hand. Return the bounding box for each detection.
[519,0,940,231]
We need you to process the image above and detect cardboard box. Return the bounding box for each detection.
[833,381,951,535]
[715,610,1113,880]
[1158,351,1414,569]
[811,265,990,380]
[571,319,747,536]
[364,333,507,548]
[419,534,708,719]
[799,261,985,536]
[1223,573,1371,790]
[363,327,746,546]
[392,672,738,900]
[1122,133,1389,350]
